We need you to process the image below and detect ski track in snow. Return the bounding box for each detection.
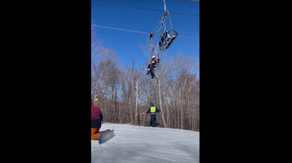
[91,123,199,163]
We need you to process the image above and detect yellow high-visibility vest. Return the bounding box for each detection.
[150,106,156,113]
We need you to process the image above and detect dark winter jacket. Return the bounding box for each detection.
[91,101,103,121]
[146,105,161,114]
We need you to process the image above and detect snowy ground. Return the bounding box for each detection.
[91,123,199,163]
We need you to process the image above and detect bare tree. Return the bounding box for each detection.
[91,34,200,131]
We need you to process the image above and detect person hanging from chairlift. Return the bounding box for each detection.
[146,55,160,79]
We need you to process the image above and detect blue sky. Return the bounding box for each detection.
[91,0,199,75]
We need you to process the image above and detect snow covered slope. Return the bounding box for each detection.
[91,123,199,163]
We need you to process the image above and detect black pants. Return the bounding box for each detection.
[150,114,157,126]
[147,63,157,78]
[91,118,102,128]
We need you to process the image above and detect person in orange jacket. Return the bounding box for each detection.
[91,99,103,140]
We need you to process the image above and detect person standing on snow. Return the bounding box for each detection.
[91,99,103,140]
[146,102,161,127]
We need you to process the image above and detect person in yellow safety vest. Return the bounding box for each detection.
[146,102,161,127]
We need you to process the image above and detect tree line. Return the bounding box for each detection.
[91,34,199,131]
